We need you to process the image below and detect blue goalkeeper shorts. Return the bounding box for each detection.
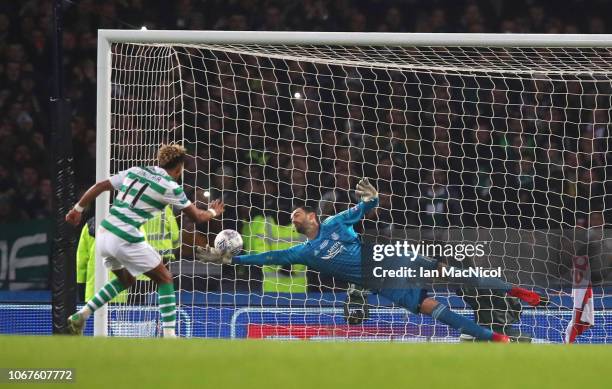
[375,254,438,314]
[377,288,429,314]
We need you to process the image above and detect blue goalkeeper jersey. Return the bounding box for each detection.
[233,198,378,285]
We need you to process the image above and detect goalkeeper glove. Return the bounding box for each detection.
[343,284,370,325]
[355,177,378,202]
[195,245,233,265]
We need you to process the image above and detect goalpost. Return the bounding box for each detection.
[95,31,612,342]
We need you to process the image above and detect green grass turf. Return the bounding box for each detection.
[0,336,610,389]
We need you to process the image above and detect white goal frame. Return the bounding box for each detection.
[95,30,612,337]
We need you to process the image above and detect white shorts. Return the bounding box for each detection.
[97,227,161,277]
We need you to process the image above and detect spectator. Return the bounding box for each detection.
[0,193,24,223]
[415,168,460,228]
[259,6,285,31]
[377,7,406,32]
[15,166,43,218]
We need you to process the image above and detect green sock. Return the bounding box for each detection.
[81,278,126,318]
[158,283,176,336]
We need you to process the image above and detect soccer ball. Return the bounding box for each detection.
[214,229,243,255]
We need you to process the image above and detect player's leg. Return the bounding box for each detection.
[436,262,546,306]
[419,297,509,343]
[67,267,134,335]
[378,287,509,342]
[144,263,176,338]
[110,238,177,337]
[67,229,135,335]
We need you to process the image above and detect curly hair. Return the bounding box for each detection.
[157,144,186,169]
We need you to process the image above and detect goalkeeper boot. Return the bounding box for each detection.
[491,332,510,343]
[67,313,86,335]
[459,334,477,342]
[508,287,548,307]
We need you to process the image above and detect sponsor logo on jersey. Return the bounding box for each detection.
[321,241,344,260]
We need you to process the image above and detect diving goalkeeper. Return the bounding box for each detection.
[196,178,545,342]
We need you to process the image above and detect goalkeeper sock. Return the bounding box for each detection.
[431,303,493,341]
[79,278,126,320]
[158,283,176,337]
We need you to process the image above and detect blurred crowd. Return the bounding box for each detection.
[0,0,611,231]
[175,51,612,236]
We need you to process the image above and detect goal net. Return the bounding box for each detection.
[98,31,612,342]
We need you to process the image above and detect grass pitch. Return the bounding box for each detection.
[0,336,609,389]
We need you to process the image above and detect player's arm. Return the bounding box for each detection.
[182,199,225,224]
[66,167,136,225]
[164,182,224,224]
[65,179,114,226]
[234,245,306,265]
[328,178,379,225]
[196,243,307,266]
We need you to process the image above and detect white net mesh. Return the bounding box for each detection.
[105,39,612,342]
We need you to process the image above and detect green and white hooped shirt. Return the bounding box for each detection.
[102,166,191,243]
